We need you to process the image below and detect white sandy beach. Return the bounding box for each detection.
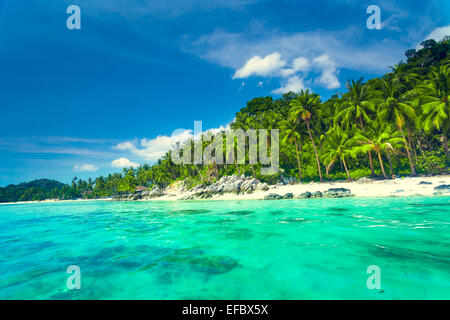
[143,174,450,201]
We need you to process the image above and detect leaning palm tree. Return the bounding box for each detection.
[377,78,417,175]
[321,125,357,182]
[289,90,324,182]
[419,65,450,157]
[354,127,404,179]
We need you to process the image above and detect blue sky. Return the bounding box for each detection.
[0,0,449,186]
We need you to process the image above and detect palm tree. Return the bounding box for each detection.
[321,125,357,181]
[282,120,303,181]
[233,116,257,178]
[377,78,417,175]
[419,65,450,157]
[335,78,377,176]
[289,90,324,182]
[354,127,404,179]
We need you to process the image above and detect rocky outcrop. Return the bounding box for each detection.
[434,184,450,195]
[264,192,293,200]
[297,188,352,199]
[323,188,352,198]
[297,191,312,199]
[418,181,432,185]
[144,187,166,199]
[181,175,270,200]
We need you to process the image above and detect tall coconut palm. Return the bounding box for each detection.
[321,125,357,182]
[354,127,404,179]
[289,90,324,182]
[419,65,450,157]
[282,119,304,181]
[377,78,417,175]
[335,78,377,176]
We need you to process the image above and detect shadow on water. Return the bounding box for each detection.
[168,209,212,215]
[225,210,253,216]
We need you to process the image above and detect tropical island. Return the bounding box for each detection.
[1,38,449,204]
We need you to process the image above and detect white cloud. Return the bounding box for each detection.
[115,129,194,161]
[279,57,309,77]
[417,25,450,48]
[73,164,99,172]
[313,54,340,89]
[272,76,306,94]
[113,124,230,162]
[111,157,139,168]
[233,52,286,79]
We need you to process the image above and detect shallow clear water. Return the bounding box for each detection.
[0,197,449,299]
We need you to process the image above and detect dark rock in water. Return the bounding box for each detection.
[312,191,322,198]
[264,193,283,200]
[418,181,432,185]
[434,184,450,195]
[283,193,293,199]
[323,188,352,198]
[297,192,312,199]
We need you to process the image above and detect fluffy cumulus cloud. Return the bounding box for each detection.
[232,51,340,93]
[279,57,310,78]
[233,52,286,78]
[73,164,99,172]
[272,76,306,94]
[113,124,230,164]
[115,130,194,161]
[312,54,340,89]
[111,157,139,168]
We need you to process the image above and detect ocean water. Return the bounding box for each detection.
[0,197,449,300]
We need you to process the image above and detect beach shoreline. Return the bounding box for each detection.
[2,174,449,205]
[143,174,450,201]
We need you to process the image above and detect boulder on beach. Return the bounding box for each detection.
[143,187,166,199]
[283,193,293,199]
[418,181,432,185]
[297,192,312,199]
[264,193,283,200]
[323,188,352,198]
[434,184,450,195]
[312,191,322,198]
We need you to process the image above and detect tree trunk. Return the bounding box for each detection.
[443,134,449,158]
[386,150,394,176]
[407,127,418,164]
[377,151,387,179]
[214,162,219,179]
[195,165,204,184]
[400,128,416,175]
[342,158,352,182]
[417,138,426,157]
[234,156,241,176]
[368,151,375,177]
[294,136,302,182]
[250,164,256,179]
[306,120,323,182]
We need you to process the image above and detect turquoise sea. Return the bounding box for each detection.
[0,197,449,300]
